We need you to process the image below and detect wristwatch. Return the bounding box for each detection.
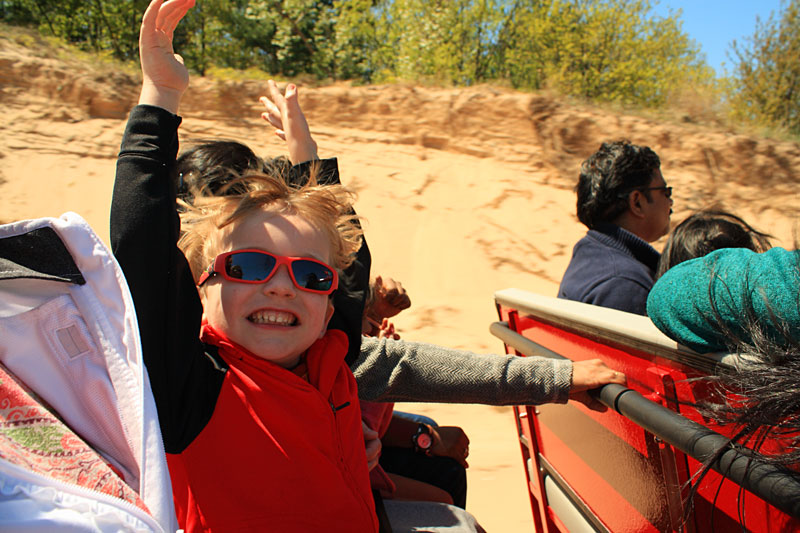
[412,423,434,455]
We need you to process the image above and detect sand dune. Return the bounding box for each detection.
[1,35,799,531]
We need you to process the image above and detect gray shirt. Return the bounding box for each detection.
[354,336,573,405]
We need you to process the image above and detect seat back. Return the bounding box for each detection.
[493,288,800,533]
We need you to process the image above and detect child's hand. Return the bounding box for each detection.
[138,0,195,113]
[259,80,318,165]
[371,276,411,320]
[376,318,400,340]
[431,426,470,468]
[361,421,382,471]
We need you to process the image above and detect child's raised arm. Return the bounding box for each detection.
[138,0,194,113]
[260,80,318,164]
[113,0,219,457]
[260,80,369,367]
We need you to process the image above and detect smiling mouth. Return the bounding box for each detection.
[248,310,298,326]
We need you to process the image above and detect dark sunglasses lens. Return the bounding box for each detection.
[291,260,335,291]
[225,252,277,281]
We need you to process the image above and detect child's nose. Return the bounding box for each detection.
[263,265,296,297]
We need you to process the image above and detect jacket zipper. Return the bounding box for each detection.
[328,396,376,530]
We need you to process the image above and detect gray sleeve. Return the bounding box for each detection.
[354,336,573,405]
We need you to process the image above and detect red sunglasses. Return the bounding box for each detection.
[197,249,338,295]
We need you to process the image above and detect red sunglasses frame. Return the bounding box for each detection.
[197,249,338,294]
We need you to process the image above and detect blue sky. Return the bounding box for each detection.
[653,0,785,75]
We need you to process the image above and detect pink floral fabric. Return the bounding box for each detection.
[0,363,148,512]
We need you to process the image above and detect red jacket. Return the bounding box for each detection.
[167,326,377,532]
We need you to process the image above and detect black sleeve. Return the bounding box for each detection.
[288,158,372,367]
[110,105,225,454]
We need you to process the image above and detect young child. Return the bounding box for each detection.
[112,1,376,530]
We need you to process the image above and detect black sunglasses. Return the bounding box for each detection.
[638,186,672,199]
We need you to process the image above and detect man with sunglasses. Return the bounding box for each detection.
[558,140,673,315]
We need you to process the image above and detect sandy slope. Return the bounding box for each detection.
[1,35,799,531]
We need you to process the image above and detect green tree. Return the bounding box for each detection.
[0,0,147,61]
[177,0,281,75]
[369,0,506,85]
[728,0,800,134]
[227,0,342,77]
[0,0,45,28]
[500,0,712,107]
[331,0,377,80]
[1,0,718,111]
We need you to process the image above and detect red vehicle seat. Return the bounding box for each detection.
[493,288,800,533]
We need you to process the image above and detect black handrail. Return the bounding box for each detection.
[491,321,800,519]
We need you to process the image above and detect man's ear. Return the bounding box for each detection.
[627,190,646,219]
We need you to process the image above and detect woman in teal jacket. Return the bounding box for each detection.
[647,245,800,467]
[647,246,800,353]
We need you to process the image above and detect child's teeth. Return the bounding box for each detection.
[251,311,296,325]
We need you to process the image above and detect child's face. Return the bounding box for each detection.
[200,211,335,368]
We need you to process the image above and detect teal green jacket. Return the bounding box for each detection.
[646,247,800,353]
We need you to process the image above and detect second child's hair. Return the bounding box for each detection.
[656,209,772,279]
[176,140,293,201]
[179,170,363,283]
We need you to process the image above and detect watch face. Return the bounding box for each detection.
[416,432,433,449]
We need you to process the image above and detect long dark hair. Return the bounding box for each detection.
[175,140,292,201]
[683,259,800,526]
[699,284,800,465]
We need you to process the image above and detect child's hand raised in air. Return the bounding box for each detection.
[376,318,400,341]
[371,275,411,320]
[259,80,318,165]
[138,0,195,113]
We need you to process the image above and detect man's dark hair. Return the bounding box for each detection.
[176,140,292,201]
[655,209,772,279]
[576,140,661,229]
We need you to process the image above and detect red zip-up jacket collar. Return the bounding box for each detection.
[167,326,377,532]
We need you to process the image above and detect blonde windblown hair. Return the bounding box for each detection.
[178,169,363,283]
